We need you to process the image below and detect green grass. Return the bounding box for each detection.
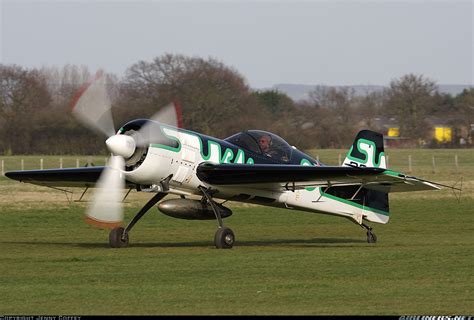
[0,194,472,315]
[0,150,473,315]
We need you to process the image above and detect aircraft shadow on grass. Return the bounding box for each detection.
[3,237,366,249]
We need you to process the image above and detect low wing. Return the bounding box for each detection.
[5,167,136,188]
[196,163,441,193]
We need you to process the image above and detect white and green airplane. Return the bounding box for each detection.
[5,73,454,249]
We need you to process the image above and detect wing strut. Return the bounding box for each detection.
[122,187,133,202]
[451,177,463,202]
[34,183,74,204]
[349,184,365,201]
[76,186,89,202]
[312,181,332,203]
[285,181,296,192]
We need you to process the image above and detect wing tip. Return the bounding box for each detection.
[4,171,17,179]
[4,170,26,182]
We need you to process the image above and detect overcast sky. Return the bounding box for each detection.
[0,0,472,88]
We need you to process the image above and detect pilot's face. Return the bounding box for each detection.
[259,135,271,152]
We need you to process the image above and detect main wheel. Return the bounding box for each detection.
[366,231,377,244]
[109,227,129,248]
[214,227,235,249]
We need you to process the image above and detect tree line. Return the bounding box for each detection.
[0,54,473,155]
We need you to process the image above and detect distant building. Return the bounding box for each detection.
[434,127,452,143]
[371,116,470,148]
[387,127,399,138]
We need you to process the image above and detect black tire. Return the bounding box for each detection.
[109,227,129,248]
[214,227,235,249]
[367,231,377,244]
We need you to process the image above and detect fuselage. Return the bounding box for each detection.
[120,120,389,225]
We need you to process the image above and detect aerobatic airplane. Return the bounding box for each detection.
[5,72,455,248]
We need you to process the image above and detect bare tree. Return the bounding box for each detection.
[119,54,267,138]
[306,86,358,147]
[385,74,437,144]
[452,88,474,146]
[0,65,51,154]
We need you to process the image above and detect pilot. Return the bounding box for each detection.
[258,134,281,159]
[258,134,272,154]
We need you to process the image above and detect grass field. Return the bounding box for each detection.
[0,150,473,315]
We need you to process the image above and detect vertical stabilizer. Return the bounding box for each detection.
[343,130,387,169]
[341,130,390,221]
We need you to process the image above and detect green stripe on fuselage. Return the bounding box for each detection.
[319,188,389,216]
[148,126,255,164]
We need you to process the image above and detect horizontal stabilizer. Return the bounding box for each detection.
[364,174,441,193]
[197,163,444,194]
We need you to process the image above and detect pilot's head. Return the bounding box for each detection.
[258,134,272,153]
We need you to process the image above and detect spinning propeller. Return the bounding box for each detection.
[71,71,182,228]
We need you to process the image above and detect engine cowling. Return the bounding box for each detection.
[157,199,232,220]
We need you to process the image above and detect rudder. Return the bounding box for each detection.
[343,130,387,169]
[342,130,390,222]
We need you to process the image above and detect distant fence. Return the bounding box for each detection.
[315,154,462,174]
[1,156,109,176]
[0,152,471,176]
[308,148,474,178]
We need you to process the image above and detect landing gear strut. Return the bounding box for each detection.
[109,175,172,248]
[109,192,167,248]
[199,186,235,249]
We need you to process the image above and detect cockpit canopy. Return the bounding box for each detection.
[225,130,293,163]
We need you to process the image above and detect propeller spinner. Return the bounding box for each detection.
[105,135,136,159]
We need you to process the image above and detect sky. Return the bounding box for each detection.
[0,0,473,88]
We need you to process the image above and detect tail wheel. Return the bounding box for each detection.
[366,231,377,244]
